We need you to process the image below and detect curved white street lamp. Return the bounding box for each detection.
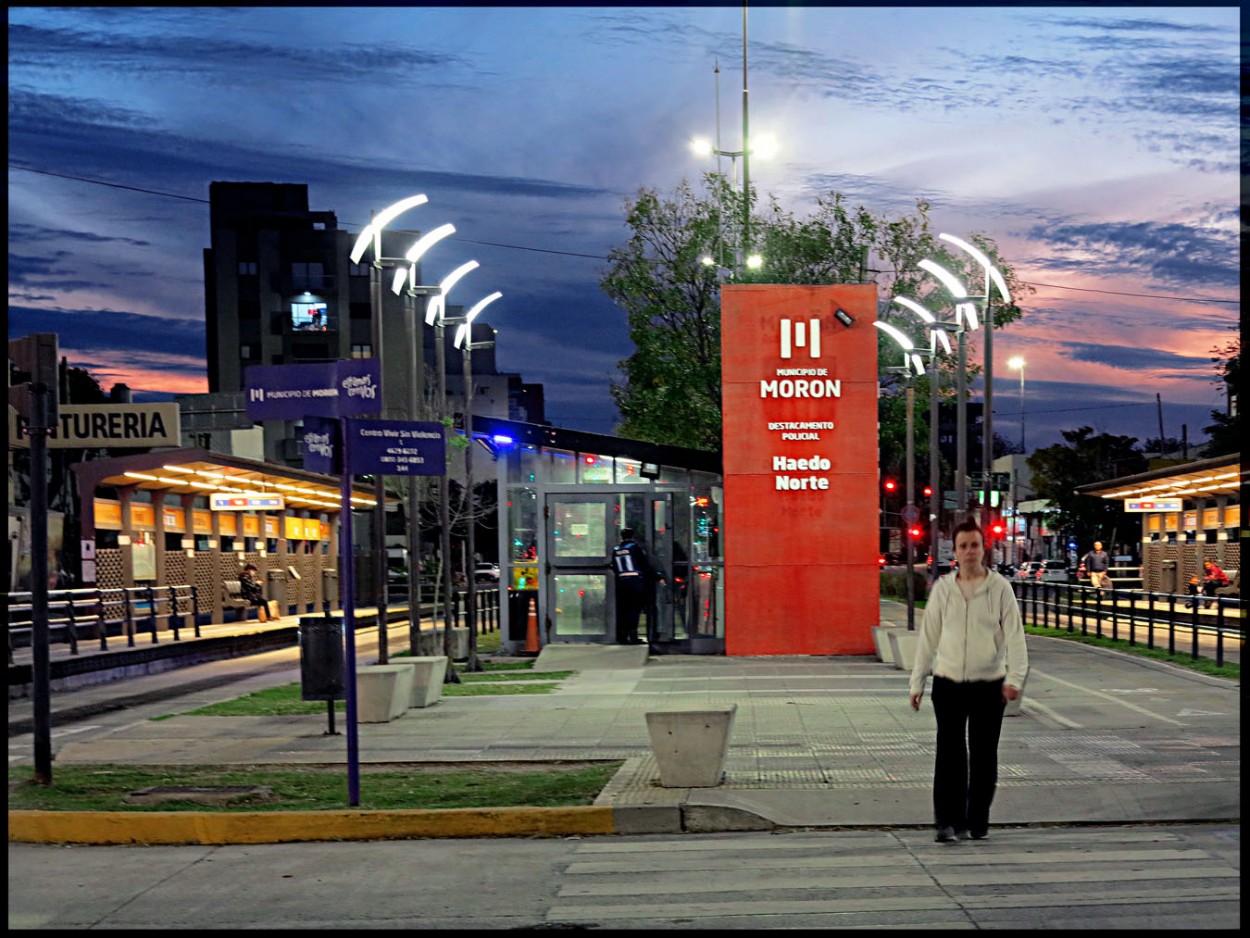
[423,260,480,325]
[390,223,457,295]
[873,320,925,377]
[454,291,503,350]
[917,259,979,330]
[350,194,429,264]
[892,296,952,355]
[939,232,1012,544]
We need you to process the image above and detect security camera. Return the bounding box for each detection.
[833,308,854,328]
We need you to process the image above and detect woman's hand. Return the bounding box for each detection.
[1002,684,1020,703]
[909,692,923,711]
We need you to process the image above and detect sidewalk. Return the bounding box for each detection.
[8,601,1240,844]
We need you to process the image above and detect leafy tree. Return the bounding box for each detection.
[1026,426,1147,550]
[1202,337,1240,457]
[602,176,1031,466]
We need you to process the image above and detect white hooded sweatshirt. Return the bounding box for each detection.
[909,568,1029,696]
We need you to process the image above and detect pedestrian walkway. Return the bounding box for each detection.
[8,601,1240,844]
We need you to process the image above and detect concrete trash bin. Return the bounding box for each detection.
[298,616,345,701]
[645,706,737,788]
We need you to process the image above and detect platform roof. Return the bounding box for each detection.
[71,447,392,513]
[1074,453,1242,501]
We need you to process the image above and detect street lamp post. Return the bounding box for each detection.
[939,233,1012,543]
[396,257,478,668]
[918,259,980,532]
[1008,355,1026,565]
[454,291,502,673]
[873,320,926,630]
[892,297,952,583]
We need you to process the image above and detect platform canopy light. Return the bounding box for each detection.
[349,193,429,264]
[390,223,457,295]
[918,259,979,330]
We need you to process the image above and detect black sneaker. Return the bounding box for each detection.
[968,828,989,840]
[934,826,958,843]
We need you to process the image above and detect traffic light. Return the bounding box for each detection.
[883,479,898,494]
[922,485,933,499]
[908,525,924,540]
[989,520,1005,539]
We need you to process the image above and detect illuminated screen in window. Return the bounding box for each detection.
[291,301,328,331]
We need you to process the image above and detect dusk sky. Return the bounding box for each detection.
[8,5,1239,453]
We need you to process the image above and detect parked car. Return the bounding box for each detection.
[474,562,500,583]
[1038,560,1070,583]
[1018,561,1044,582]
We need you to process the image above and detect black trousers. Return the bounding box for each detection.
[615,582,645,643]
[930,675,1006,832]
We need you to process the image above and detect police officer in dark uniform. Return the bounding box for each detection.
[612,528,664,645]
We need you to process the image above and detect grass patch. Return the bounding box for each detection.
[444,681,561,696]
[174,667,572,717]
[1023,623,1240,680]
[7,761,622,813]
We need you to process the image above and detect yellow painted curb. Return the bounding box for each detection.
[8,806,618,845]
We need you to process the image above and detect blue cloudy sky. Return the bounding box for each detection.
[7,5,1239,451]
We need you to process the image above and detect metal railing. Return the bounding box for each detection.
[8,584,201,665]
[1013,579,1242,668]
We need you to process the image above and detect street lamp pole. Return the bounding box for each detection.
[741,0,750,267]
[938,233,1012,546]
[412,259,479,667]
[1008,355,1026,565]
[873,320,926,630]
[455,291,502,673]
[892,296,951,584]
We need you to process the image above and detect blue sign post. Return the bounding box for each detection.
[245,360,391,807]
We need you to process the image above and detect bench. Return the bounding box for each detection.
[355,665,414,723]
[223,580,249,610]
[1214,569,1239,598]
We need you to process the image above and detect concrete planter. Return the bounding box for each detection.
[872,626,904,663]
[645,705,737,788]
[887,630,920,671]
[414,628,468,659]
[355,664,414,723]
[394,656,448,708]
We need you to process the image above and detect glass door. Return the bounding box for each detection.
[544,494,616,643]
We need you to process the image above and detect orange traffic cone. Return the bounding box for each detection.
[524,594,540,654]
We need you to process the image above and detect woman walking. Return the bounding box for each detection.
[909,518,1028,843]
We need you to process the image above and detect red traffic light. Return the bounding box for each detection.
[908,526,923,539]
[883,479,897,493]
[990,522,1005,537]
[922,485,933,498]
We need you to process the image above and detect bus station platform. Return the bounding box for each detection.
[8,601,1240,844]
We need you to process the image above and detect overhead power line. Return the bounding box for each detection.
[8,162,1241,302]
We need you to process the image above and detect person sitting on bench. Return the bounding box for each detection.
[240,563,269,622]
[1186,559,1228,610]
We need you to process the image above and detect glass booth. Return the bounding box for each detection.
[474,417,724,654]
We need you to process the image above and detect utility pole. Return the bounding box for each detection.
[11,333,59,784]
